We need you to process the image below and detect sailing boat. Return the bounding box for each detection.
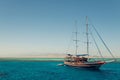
[64,16,116,69]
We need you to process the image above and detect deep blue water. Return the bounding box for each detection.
[0,61,120,80]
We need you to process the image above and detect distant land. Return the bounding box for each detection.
[0,53,65,58]
[0,53,65,61]
[0,53,119,58]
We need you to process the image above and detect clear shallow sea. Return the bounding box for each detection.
[0,61,120,80]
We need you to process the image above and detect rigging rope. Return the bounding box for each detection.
[92,25,116,60]
[89,28,105,61]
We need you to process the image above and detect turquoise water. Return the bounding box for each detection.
[0,61,120,80]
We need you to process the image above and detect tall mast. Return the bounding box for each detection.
[74,21,78,55]
[86,16,89,55]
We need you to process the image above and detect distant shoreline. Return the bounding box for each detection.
[0,57,64,61]
[0,57,119,62]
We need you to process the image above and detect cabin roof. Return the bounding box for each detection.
[76,54,89,56]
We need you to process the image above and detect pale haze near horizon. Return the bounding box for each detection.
[0,0,120,57]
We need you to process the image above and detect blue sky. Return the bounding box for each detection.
[0,0,120,57]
